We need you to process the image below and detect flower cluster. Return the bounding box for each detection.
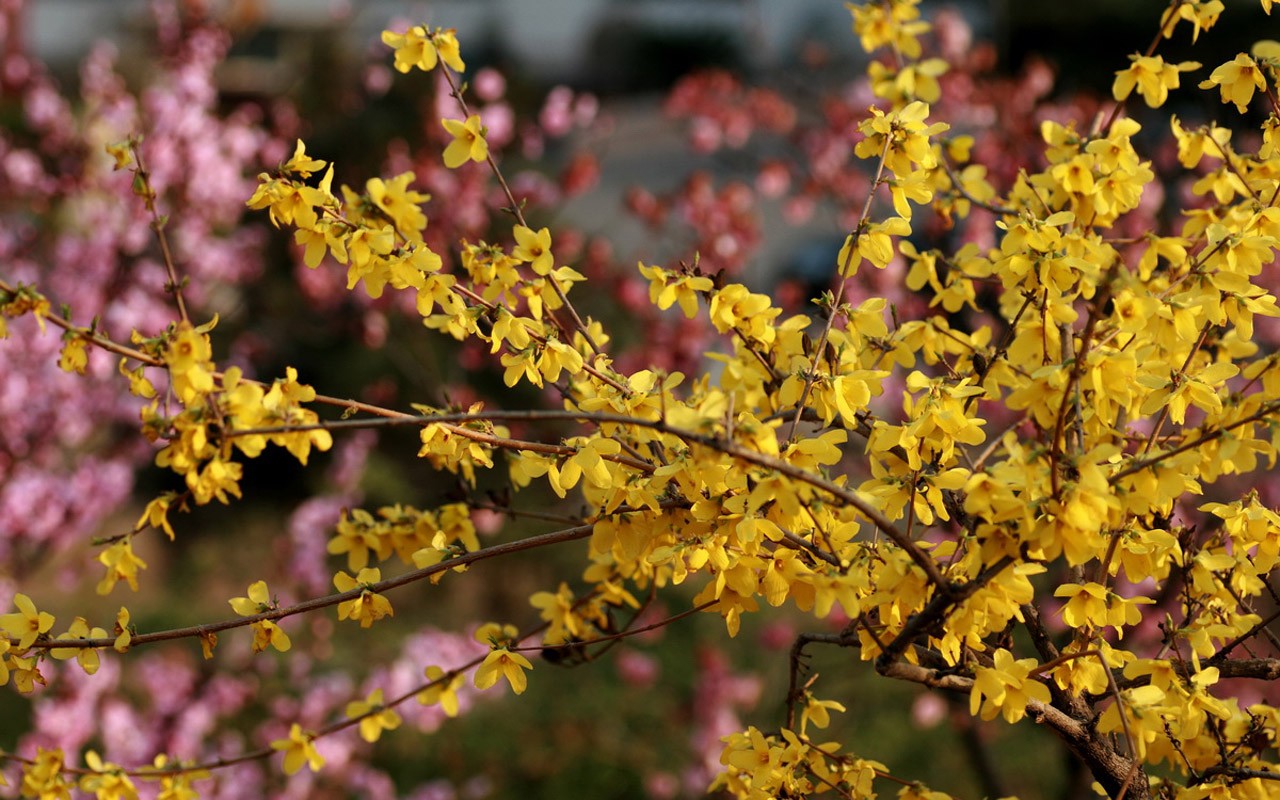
[4,0,1280,798]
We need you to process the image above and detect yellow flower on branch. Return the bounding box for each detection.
[799,693,847,735]
[637,262,712,318]
[118,357,156,399]
[473,647,534,694]
[382,26,464,73]
[96,539,148,595]
[847,0,930,58]
[136,493,177,540]
[969,648,1051,723]
[442,115,489,169]
[164,321,216,405]
[281,138,326,177]
[549,437,623,497]
[1199,54,1268,112]
[229,580,292,653]
[20,748,71,798]
[0,593,54,650]
[345,688,402,743]
[1159,0,1223,42]
[512,225,554,275]
[1112,54,1200,107]
[114,606,132,653]
[366,171,429,238]
[529,582,583,645]
[49,617,108,675]
[57,333,88,374]
[271,723,324,775]
[80,751,137,800]
[334,568,394,628]
[837,217,913,275]
[419,665,464,716]
[868,58,949,104]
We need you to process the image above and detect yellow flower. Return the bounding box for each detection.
[80,751,137,800]
[20,748,71,798]
[381,26,464,73]
[345,688,402,743]
[145,755,209,800]
[185,457,243,506]
[251,620,292,654]
[1159,0,1223,42]
[837,217,912,275]
[281,139,326,177]
[114,606,132,653]
[49,617,108,675]
[868,58,948,104]
[637,262,712,318]
[1199,54,1268,112]
[271,723,324,775]
[419,665,465,716]
[432,29,466,72]
[105,140,132,170]
[473,647,534,694]
[442,115,488,168]
[58,333,88,374]
[136,493,177,540]
[334,568,394,628]
[512,225,554,276]
[229,581,291,653]
[799,693,846,735]
[1054,582,1109,630]
[529,583,582,644]
[164,322,216,405]
[366,171,429,237]
[96,539,148,595]
[1112,55,1199,107]
[969,648,1051,723]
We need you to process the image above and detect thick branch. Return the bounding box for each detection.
[881,661,1147,800]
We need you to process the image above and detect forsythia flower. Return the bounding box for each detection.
[1112,54,1200,107]
[58,333,88,374]
[50,617,108,675]
[970,648,1051,723]
[97,539,148,594]
[0,593,55,649]
[419,665,465,716]
[473,622,532,693]
[442,115,488,168]
[164,321,216,404]
[271,723,325,775]
[345,688,403,743]
[1159,0,1223,42]
[1199,54,1268,112]
[473,647,534,694]
[512,225,555,275]
[637,262,712,317]
[114,606,132,653]
[281,139,326,177]
[381,26,464,73]
[80,751,136,800]
[146,756,209,800]
[334,568,394,627]
[799,694,847,735]
[21,748,71,798]
[229,580,292,653]
[136,493,177,540]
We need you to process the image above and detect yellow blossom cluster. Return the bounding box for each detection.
[8,0,1280,796]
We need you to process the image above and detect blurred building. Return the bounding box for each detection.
[24,0,857,92]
